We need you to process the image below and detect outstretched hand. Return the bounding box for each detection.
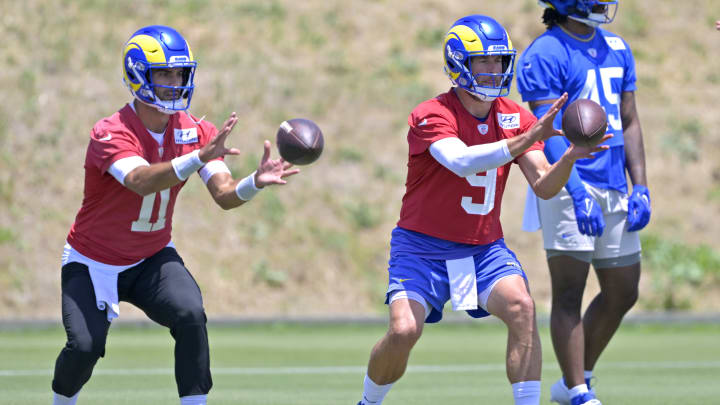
[199,112,241,162]
[566,134,613,161]
[255,140,300,188]
[530,92,568,142]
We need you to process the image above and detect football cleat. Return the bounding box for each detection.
[570,392,601,405]
[586,376,597,396]
[550,378,571,404]
[551,377,597,404]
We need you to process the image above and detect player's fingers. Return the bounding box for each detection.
[577,220,587,235]
[226,147,242,155]
[220,113,238,133]
[550,129,563,138]
[598,133,613,144]
[550,93,568,112]
[280,168,300,178]
[261,140,271,162]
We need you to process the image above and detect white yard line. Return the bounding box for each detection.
[2,361,719,377]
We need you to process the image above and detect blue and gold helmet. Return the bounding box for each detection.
[122,25,196,114]
[539,0,618,27]
[443,15,516,101]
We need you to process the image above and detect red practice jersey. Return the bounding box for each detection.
[397,89,542,245]
[67,104,218,265]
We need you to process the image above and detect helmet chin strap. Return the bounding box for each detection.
[136,97,177,115]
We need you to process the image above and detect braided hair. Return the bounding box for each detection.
[542,7,568,29]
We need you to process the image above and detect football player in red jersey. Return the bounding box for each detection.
[51,25,298,405]
[356,15,608,405]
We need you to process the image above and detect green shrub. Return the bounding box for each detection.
[641,234,720,310]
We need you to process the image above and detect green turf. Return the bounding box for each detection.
[1,321,719,404]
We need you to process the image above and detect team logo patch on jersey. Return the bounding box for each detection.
[588,48,597,58]
[497,113,520,129]
[174,128,198,144]
[605,36,626,51]
[477,124,489,135]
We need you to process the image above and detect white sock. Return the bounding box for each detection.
[360,374,393,404]
[568,383,589,398]
[180,394,207,405]
[511,381,541,405]
[53,391,79,405]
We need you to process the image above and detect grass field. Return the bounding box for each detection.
[1,321,719,404]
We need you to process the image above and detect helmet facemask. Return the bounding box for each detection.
[128,61,196,114]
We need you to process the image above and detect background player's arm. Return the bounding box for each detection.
[620,91,647,187]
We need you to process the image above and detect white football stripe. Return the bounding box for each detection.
[279,121,294,133]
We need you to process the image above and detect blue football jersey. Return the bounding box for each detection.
[516,26,637,192]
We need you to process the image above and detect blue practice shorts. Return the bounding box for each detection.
[385,239,527,323]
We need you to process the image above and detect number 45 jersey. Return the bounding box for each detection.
[397,89,542,245]
[516,26,637,193]
[67,104,218,266]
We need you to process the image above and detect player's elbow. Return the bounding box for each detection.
[535,189,556,200]
[214,194,235,210]
[124,177,155,197]
[446,157,477,178]
[533,183,561,200]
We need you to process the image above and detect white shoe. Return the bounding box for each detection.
[570,393,601,405]
[550,378,571,404]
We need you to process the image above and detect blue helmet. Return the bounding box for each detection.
[122,25,197,114]
[539,0,618,27]
[443,15,516,101]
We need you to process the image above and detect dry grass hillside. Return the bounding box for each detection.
[1,0,719,320]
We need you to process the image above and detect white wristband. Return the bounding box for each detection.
[235,171,261,201]
[171,150,204,181]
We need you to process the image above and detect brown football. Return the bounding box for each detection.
[276,118,324,165]
[561,99,607,148]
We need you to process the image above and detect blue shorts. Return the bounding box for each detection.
[385,239,526,323]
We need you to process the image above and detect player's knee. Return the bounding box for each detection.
[552,287,584,311]
[70,333,106,359]
[604,287,638,312]
[505,294,536,325]
[174,303,207,326]
[387,318,422,348]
